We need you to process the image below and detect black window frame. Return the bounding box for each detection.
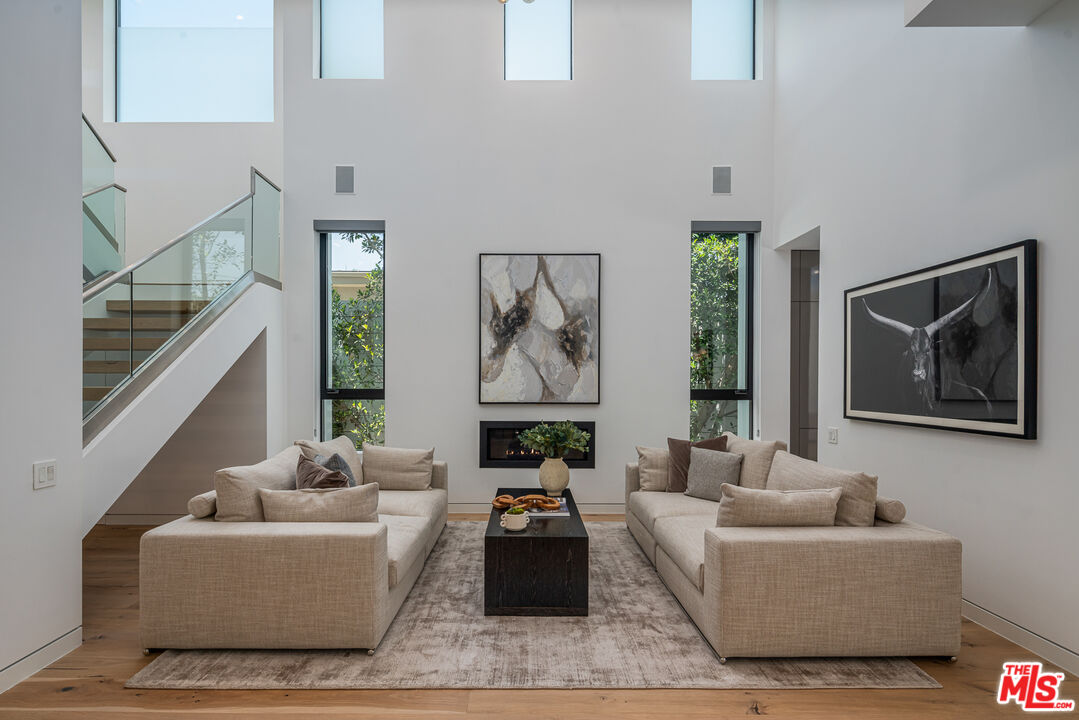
[318,221,386,441]
[689,222,757,435]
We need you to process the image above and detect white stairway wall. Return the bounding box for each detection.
[82,283,286,534]
[281,0,788,508]
[773,0,1079,669]
[104,332,270,524]
[0,0,84,693]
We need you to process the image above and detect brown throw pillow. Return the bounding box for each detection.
[296,454,350,490]
[666,436,727,493]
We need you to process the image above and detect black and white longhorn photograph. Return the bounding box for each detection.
[845,240,1037,438]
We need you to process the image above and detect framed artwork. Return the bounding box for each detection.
[480,253,600,404]
[844,239,1037,438]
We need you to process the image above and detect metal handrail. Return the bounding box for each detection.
[83,182,128,199]
[82,114,118,163]
[82,167,279,303]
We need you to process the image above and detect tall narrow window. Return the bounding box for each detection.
[320,225,385,445]
[690,225,754,440]
[504,0,573,81]
[320,0,384,79]
[116,0,274,122]
[691,0,755,80]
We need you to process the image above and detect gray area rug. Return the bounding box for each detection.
[128,522,940,690]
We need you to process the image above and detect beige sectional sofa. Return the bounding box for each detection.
[625,442,962,662]
[139,448,447,653]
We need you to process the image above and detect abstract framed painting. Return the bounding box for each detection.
[480,253,600,404]
[844,239,1037,439]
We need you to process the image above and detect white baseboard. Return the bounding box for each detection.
[449,503,625,515]
[0,627,81,695]
[102,513,183,526]
[963,600,1079,676]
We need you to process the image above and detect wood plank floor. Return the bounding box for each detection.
[0,518,1071,719]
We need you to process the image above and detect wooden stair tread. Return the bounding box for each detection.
[83,317,189,331]
[83,337,168,351]
[105,300,211,314]
[83,360,144,374]
[83,387,114,401]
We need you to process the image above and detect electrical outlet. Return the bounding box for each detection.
[32,460,57,490]
[827,427,839,445]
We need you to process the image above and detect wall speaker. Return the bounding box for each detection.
[335,165,355,194]
[712,166,732,195]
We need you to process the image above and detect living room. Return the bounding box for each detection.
[1,0,1077,717]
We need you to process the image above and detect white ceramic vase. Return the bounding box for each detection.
[539,457,570,497]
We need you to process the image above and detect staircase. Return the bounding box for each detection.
[82,166,281,433]
[82,115,126,285]
[80,166,282,533]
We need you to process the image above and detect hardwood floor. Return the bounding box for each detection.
[0,519,1071,719]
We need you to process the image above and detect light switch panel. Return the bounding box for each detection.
[33,460,57,490]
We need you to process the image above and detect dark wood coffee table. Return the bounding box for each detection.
[484,487,589,616]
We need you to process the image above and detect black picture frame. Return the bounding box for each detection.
[479,253,600,405]
[844,239,1037,439]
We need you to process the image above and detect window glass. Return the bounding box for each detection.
[117,0,274,122]
[505,0,572,81]
[691,0,754,80]
[321,0,384,79]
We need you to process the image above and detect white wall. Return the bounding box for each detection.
[105,332,269,524]
[281,0,783,508]
[81,0,284,260]
[0,0,84,692]
[774,0,1079,668]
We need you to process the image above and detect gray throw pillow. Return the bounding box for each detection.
[717,483,842,527]
[685,447,743,502]
[314,452,357,487]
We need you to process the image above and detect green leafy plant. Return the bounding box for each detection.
[505,506,526,515]
[517,421,591,459]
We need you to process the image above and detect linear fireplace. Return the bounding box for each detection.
[480,421,596,469]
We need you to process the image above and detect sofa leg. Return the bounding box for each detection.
[367,648,375,656]
[142,648,152,656]
[719,657,727,664]
[948,656,958,663]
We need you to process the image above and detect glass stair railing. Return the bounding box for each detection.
[82,115,127,286]
[81,168,281,421]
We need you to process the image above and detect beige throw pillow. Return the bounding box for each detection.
[721,433,788,490]
[635,446,670,492]
[765,451,878,527]
[214,446,302,522]
[259,483,379,522]
[362,444,434,490]
[295,436,364,485]
[717,483,842,527]
[875,495,907,523]
[187,490,217,519]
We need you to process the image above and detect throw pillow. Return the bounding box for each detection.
[666,436,727,493]
[297,454,350,490]
[635,446,670,492]
[314,452,357,487]
[294,436,364,485]
[214,446,302,522]
[685,447,744,502]
[717,483,842,527]
[259,483,379,523]
[875,495,907,524]
[362,444,434,491]
[187,490,217,519]
[720,433,788,490]
[765,451,878,526]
